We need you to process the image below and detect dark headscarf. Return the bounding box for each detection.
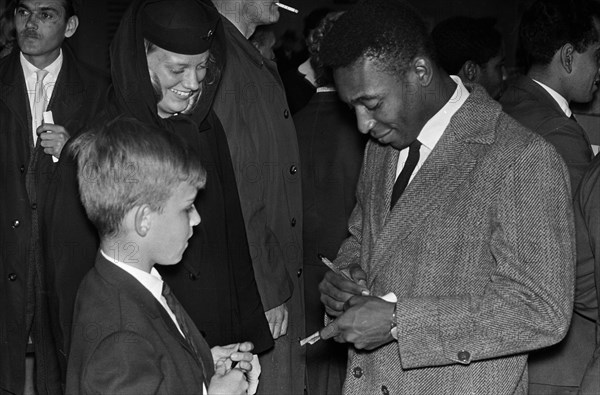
[109,0,226,132]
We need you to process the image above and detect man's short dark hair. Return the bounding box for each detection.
[60,0,76,18]
[320,0,435,77]
[432,17,502,75]
[519,0,600,70]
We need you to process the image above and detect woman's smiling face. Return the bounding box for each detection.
[146,46,210,118]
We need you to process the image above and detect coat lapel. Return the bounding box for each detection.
[367,86,499,282]
[94,255,203,363]
[0,50,31,141]
[48,47,85,125]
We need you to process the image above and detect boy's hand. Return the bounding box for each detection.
[246,354,261,395]
[211,342,254,372]
[208,360,249,395]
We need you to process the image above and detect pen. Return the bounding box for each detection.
[317,253,354,282]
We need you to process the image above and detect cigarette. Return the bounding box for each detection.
[275,2,298,13]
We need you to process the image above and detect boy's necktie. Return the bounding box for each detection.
[162,282,199,358]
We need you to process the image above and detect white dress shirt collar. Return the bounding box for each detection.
[20,49,63,80]
[100,249,164,301]
[416,75,470,150]
[532,78,572,117]
[395,76,470,181]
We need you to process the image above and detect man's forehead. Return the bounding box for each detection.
[18,0,65,11]
[334,57,390,102]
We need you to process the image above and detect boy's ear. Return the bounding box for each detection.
[134,205,153,237]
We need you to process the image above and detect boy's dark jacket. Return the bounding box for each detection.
[66,253,214,394]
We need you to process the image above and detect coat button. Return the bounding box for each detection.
[457,350,471,363]
[8,273,17,281]
[289,165,297,175]
[352,366,363,378]
[297,268,302,277]
[284,109,289,118]
[189,273,198,281]
[381,385,389,395]
[12,220,20,228]
[31,203,37,210]
[20,165,25,173]
[290,217,296,227]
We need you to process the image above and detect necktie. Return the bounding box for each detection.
[33,69,49,145]
[162,282,198,357]
[390,140,422,209]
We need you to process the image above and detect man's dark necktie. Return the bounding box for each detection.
[391,140,422,209]
[162,282,198,357]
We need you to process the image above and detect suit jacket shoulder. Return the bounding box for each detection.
[500,75,593,192]
[66,255,213,395]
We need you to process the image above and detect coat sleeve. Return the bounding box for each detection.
[333,142,372,270]
[396,138,576,369]
[79,332,165,395]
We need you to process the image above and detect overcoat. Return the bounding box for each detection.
[0,45,108,395]
[501,75,596,389]
[334,86,575,395]
[213,16,305,395]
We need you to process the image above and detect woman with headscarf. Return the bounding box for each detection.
[43,0,273,385]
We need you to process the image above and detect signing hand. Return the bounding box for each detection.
[320,295,395,350]
[319,264,369,317]
[36,123,70,158]
[265,303,288,339]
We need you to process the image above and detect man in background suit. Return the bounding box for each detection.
[0,0,107,393]
[501,0,598,195]
[318,1,575,393]
[572,153,600,395]
[500,1,600,393]
[431,16,507,100]
[294,11,367,395]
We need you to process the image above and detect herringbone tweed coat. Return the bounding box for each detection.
[334,85,575,395]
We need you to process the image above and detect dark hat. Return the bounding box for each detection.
[141,0,219,55]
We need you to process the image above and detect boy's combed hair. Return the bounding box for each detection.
[519,0,600,70]
[319,0,435,77]
[72,116,206,238]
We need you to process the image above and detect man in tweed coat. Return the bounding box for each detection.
[318,1,575,394]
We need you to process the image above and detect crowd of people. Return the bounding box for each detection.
[1,0,599,394]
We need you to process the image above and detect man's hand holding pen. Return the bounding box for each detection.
[318,264,369,317]
[318,262,397,350]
